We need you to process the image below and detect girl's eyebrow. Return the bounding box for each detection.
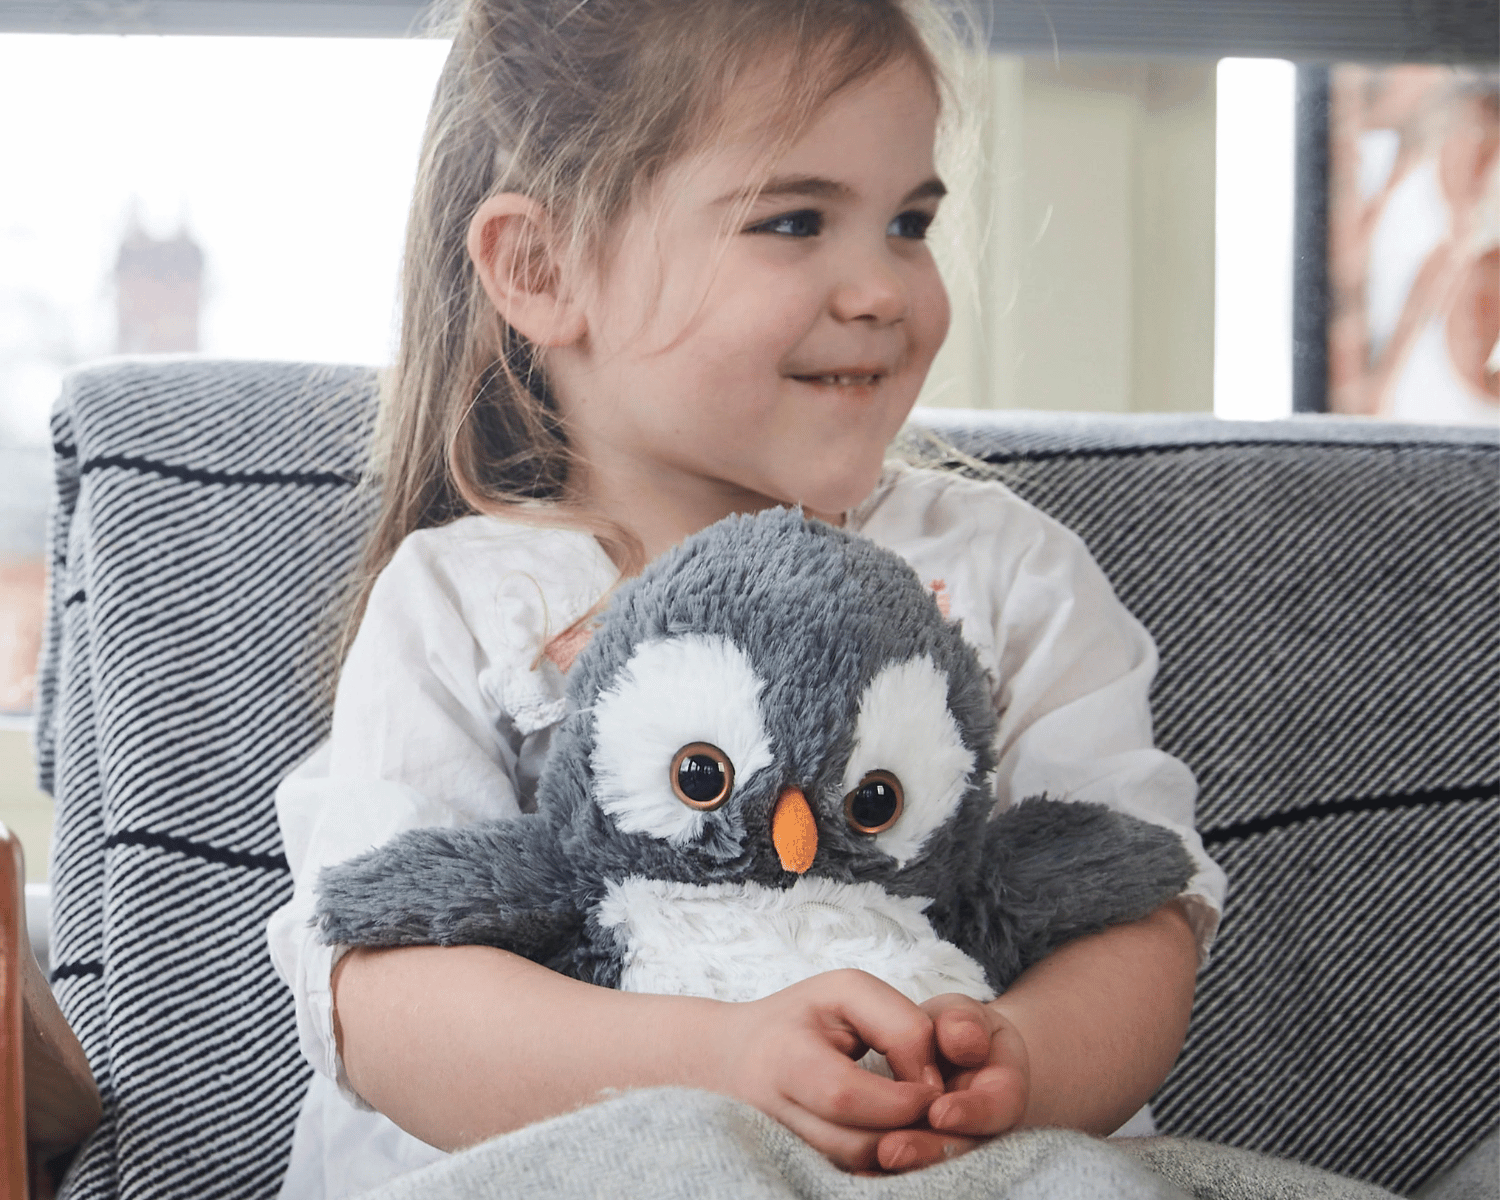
[714,174,947,207]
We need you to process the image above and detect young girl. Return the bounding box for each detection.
[266,0,1226,1194]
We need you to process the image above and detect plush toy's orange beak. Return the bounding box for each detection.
[771,786,818,874]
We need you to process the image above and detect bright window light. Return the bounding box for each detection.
[0,33,450,446]
[1214,58,1296,421]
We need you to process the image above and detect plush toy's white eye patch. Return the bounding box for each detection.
[592,635,774,843]
[841,655,975,867]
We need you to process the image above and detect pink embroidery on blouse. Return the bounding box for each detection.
[929,579,951,619]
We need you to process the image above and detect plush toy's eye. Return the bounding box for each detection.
[844,771,904,833]
[671,743,735,809]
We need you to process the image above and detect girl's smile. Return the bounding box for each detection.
[542,55,950,561]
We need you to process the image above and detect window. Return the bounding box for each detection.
[0,31,448,878]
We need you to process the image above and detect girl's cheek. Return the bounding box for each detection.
[919,271,952,357]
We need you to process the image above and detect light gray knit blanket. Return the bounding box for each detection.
[358,1087,1398,1200]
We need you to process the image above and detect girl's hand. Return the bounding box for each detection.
[875,993,1031,1172]
[710,969,944,1173]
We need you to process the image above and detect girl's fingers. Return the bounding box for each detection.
[876,1127,985,1172]
[926,994,997,1070]
[823,970,939,1089]
[773,1102,888,1173]
[919,992,1031,1136]
[882,1040,943,1090]
[788,1050,939,1131]
[927,1064,1027,1136]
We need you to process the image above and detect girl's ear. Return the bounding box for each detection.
[467,194,587,347]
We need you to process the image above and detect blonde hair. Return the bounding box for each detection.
[341,0,969,664]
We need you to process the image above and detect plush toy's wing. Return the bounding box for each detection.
[314,818,593,972]
[934,798,1195,995]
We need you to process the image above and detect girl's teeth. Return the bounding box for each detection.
[810,374,877,386]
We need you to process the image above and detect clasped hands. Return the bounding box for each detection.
[715,969,1031,1175]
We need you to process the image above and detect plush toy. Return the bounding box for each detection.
[315,508,1192,1021]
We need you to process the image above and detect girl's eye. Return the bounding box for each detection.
[671,742,735,809]
[845,771,904,834]
[749,209,823,238]
[888,210,934,240]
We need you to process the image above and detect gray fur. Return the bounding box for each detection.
[315,507,1193,997]
[929,799,1196,992]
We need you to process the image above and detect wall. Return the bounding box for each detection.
[922,54,1218,413]
[0,725,49,882]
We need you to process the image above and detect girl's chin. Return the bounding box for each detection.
[778,464,888,521]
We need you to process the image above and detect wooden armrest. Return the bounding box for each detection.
[2,822,101,1199]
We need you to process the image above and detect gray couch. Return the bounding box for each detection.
[21,359,1499,1198]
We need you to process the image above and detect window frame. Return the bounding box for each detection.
[0,0,1494,62]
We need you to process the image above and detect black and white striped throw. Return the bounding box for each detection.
[34,359,377,1199]
[32,364,1496,1197]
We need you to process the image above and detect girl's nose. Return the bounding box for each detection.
[829,251,908,325]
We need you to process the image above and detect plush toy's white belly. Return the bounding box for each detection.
[596,875,995,1007]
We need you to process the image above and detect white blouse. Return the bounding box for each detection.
[266,462,1227,1197]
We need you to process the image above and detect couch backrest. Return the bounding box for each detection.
[922,408,1498,1195]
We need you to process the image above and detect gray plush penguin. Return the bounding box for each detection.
[316,508,1193,1019]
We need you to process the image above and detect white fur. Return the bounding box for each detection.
[841,656,976,867]
[597,874,994,1005]
[591,635,775,843]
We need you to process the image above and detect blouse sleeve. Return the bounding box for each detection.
[264,521,589,1097]
[858,466,1227,959]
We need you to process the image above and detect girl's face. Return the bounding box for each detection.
[547,55,949,548]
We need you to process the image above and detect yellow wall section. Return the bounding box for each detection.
[922,54,1217,414]
[0,726,51,882]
